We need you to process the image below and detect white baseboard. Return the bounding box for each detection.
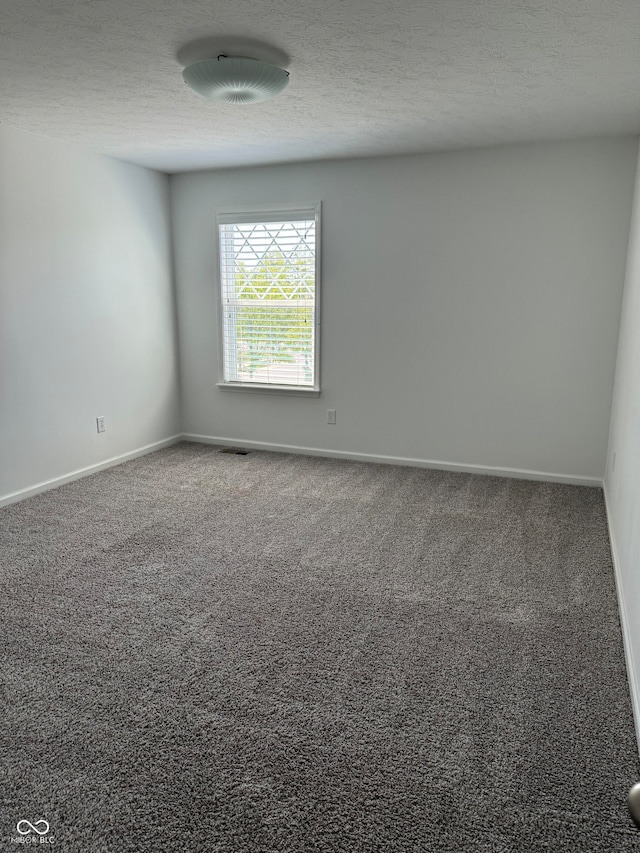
[182,433,601,487]
[0,434,183,508]
[603,485,640,755]
[2,433,600,510]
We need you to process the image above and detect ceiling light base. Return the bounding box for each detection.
[183,56,289,104]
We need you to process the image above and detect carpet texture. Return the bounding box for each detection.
[1,442,639,852]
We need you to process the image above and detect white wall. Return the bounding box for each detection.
[0,126,181,503]
[605,140,640,744]
[171,138,637,482]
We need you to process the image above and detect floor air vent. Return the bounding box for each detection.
[220,447,250,455]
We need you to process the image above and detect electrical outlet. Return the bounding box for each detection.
[327,409,336,425]
[96,416,106,434]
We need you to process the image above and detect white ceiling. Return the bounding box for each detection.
[2,0,640,173]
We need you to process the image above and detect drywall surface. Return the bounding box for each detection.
[171,139,636,480]
[0,126,180,501]
[605,140,640,743]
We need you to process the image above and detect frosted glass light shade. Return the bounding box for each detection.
[183,56,289,104]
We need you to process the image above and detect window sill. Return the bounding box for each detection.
[216,382,320,398]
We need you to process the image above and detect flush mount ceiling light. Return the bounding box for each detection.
[182,55,289,104]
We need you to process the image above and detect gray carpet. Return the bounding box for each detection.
[1,442,639,852]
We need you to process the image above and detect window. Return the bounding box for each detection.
[216,204,321,394]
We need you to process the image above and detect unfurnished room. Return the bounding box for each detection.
[3,2,640,851]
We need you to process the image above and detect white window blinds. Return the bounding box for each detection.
[217,205,320,390]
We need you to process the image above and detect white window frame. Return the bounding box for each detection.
[214,202,321,396]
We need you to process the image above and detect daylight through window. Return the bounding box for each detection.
[217,206,320,391]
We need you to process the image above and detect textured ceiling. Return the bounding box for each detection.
[2,0,640,173]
